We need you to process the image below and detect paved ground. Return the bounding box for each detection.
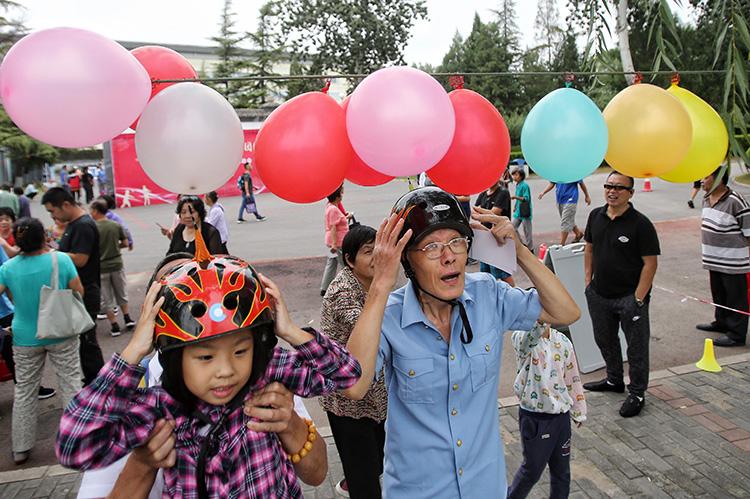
[2,354,750,498]
[1,166,749,495]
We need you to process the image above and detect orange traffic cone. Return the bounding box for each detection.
[643,178,653,192]
[696,338,722,373]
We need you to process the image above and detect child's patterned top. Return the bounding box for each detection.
[511,323,587,423]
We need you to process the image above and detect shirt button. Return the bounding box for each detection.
[408,369,415,377]
[485,344,490,352]
[452,383,459,391]
[449,353,455,361]
[458,467,463,476]
[451,408,458,416]
[457,439,463,447]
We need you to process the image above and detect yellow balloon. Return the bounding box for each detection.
[603,83,692,178]
[659,84,729,183]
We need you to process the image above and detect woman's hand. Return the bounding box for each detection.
[121,281,164,365]
[471,206,522,251]
[371,214,412,292]
[258,273,311,346]
[243,382,294,433]
[132,418,177,468]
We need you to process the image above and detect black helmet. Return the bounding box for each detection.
[392,186,473,249]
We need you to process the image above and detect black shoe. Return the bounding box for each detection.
[110,323,122,337]
[620,393,645,417]
[583,379,625,393]
[320,289,326,297]
[12,450,29,465]
[687,200,695,209]
[696,322,725,333]
[37,386,56,400]
[123,315,136,329]
[256,215,267,221]
[713,335,746,347]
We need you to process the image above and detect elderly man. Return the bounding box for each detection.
[696,166,750,347]
[344,187,579,498]
[582,172,660,418]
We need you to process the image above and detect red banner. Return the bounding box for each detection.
[110,129,262,208]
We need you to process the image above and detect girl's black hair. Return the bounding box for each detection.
[326,185,344,203]
[100,195,117,210]
[0,206,16,222]
[342,224,376,269]
[159,323,277,411]
[13,217,45,253]
[176,195,206,222]
[512,168,526,181]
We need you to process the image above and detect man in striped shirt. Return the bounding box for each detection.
[697,166,750,347]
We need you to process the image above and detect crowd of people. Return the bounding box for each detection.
[0,160,745,499]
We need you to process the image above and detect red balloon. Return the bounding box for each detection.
[130,46,197,129]
[341,97,393,186]
[255,92,352,203]
[428,89,511,195]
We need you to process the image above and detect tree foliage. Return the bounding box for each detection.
[209,0,255,108]
[245,1,285,106]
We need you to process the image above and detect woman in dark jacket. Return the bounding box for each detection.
[166,196,224,256]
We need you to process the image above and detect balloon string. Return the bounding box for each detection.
[321,79,331,94]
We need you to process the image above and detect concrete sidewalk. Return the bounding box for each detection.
[2,354,749,498]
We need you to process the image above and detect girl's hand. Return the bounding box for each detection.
[259,273,310,346]
[121,281,164,365]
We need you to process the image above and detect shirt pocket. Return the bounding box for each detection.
[464,334,501,392]
[392,355,435,404]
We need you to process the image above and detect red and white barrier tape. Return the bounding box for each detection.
[653,284,750,317]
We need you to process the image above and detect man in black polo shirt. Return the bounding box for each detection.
[582,172,660,418]
[42,187,104,385]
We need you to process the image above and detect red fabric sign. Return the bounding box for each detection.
[110,129,262,208]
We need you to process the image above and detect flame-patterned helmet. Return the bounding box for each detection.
[154,255,275,352]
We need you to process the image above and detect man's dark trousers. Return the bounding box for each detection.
[709,270,748,343]
[80,284,104,385]
[585,285,650,396]
[508,409,571,499]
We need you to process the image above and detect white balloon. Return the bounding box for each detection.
[135,83,244,194]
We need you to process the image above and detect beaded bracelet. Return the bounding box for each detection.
[288,418,318,464]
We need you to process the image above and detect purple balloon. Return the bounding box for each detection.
[346,67,455,177]
[0,28,151,148]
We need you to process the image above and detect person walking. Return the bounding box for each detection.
[237,161,266,223]
[321,185,349,297]
[537,180,592,245]
[68,169,81,203]
[0,217,84,464]
[41,187,104,386]
[81,168,95,204]
[475,177,514,284]
[320,225,386,499]
[89,200,136,337]
[582,172,660,418]
[13,187,31,219]
[342,187,579,498]
[205,191,229,253]
[695,166,750,347]
[511,167,533,251]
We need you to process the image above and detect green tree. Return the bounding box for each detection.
[210,0,253,108]
[245,1,285,106]
[534,0,563,67]
[492,0,521,57]
[275,0,427,93]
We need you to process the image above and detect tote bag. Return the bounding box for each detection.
[36,251,94,340]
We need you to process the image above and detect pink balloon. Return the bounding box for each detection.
[0,28,151,148]
[346,67,455,177]
[341,97,393,186]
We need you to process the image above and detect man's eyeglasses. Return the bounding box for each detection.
[603,183,633,192]
[413,237,470,260]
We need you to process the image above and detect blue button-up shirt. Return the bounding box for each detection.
[377,272,541,498]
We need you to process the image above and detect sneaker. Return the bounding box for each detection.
[256,215,267,221]
[124,315,136,329]
[687,200,695,209]
[334,478,349,497]
[12,450,29,465]
[38,386,56,400]
[96,313,107,320]
[110,323,122,337]
[237,219,245,224]
[619,393,645,417]
[582,379,625,393]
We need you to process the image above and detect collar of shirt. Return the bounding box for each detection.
[399,277,475,329]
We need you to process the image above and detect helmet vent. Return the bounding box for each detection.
[223,293,238,310]
[190,302,207,318]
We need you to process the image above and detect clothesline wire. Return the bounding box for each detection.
[153,69,727,84]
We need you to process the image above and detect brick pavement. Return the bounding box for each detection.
[2,354,750,498]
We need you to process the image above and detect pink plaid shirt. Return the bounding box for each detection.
[57,331,361,498]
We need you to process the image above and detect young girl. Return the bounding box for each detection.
[508,322,587,499]
[56,240,361,498]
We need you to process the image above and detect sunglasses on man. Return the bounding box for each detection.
[603,183,634,192]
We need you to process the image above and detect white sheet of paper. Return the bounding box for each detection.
[469,229,517,274]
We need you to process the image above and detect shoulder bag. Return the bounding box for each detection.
[36,251,94,340]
